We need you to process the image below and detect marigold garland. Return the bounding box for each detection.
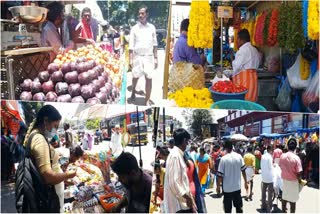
[188,0,213,48]
[307,0,319,40]
[212,11,221,30]
[254,12,267,47]
[300,56,311,80]
[267,9,279,47]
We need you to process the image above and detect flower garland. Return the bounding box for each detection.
[234,28,239,51]
[252,14,260,47]
[254,12,267,47]
[267,9,279,47]
[300,56,310,80]
[263,11,271,45]
[278,2,304,53]
[188,0,213,48]
[307,0,319,40]
[302,0,308,38]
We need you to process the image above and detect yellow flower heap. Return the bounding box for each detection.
[168,87,213,108]
[308,0,319,40]
[188,0,213,48]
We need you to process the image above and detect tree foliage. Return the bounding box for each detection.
[86,119,100,130]
[183,109,213,139]
[97,0,170,29]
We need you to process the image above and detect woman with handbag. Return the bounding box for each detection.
[23,105,77,213]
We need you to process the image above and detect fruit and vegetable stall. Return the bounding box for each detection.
[163,0,319,113]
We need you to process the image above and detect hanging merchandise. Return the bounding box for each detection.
[234,28,239,51]
[278,2,305,53]
[307,0,319,40]
[287,54,311,89]
[254,12,267,47]
[266,9,279,47]
[275,78,292,111]
[188,0,213,48]
[263,11,271,45]
[212,11,221,30]
[301,40,318,63]
[302,0,308,38]
[300,56,311,80]
[302,71,319,113]
[291,92,302,112]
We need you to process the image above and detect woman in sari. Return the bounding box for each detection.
[196,147,213,194]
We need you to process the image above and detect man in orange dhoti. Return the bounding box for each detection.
[231,29,260,102]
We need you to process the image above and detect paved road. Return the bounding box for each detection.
[126,49,165,106]
[204,174,320,213]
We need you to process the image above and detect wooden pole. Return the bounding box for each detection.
[163,1,172,99]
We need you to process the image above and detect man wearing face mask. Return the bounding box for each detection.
[129,6,158,106]
[110,152,153,213]
[74,7,96,46]
[23,105,76,213]
[163,128,197,213]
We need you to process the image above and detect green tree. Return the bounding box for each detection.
[97,1,170,29]
[86,119,100,130]
[183,109,213,139]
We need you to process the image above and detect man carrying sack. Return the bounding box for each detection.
[231,29,260,102]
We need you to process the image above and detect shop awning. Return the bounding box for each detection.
[221,112,288,128]
[0,100,23,122]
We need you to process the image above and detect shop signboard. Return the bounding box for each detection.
[244,123,260,137]
[217,6,233,18]
[308,114,320,128]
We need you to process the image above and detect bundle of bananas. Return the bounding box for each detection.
[300,56,310,80]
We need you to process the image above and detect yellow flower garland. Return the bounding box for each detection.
[308,0,319,40]
[168,87,214,108]
[188,0,213,48]
[212,11,221,30]
[300,56,310,80]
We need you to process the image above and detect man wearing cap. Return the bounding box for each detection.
[110,125,123,158]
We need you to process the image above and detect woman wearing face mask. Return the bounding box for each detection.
[196,147,213,194]
[23,105,77,213]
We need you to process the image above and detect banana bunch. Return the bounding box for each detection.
[300,56,310,80]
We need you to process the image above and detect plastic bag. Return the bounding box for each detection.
[211,73,230,85]
[275,78,292,111]
[302,71,319,113]
[291,92,302,112]
[266,54,280,73]
[287,54,311,89]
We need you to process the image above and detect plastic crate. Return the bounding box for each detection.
[211,100,266,111]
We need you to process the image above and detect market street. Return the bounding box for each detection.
[126,49,165,106]
[89,131,156,172]
[204,174,320,213]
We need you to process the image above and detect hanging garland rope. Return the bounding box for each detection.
[263,11,271,45]
[278,2,304,53]
[254,11,267,47]
[188,0,213,48]
[266,9,279,47]
[212,10,220,30]
[307,0,319,40]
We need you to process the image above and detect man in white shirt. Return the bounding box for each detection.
[129,6,158,106]
[41,2,65,61]
[231,29,260,102]
[217,140,248,213]
[163,128,197,213]
[110,125,123,158]
[260,145,274,213]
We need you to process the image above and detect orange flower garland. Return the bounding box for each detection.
[254,12,267,47]
[267,9,279,47]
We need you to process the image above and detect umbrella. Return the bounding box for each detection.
[202,137,216,144]
[78,104,108,120]
[250,136,260,142]
[230,133,249,142]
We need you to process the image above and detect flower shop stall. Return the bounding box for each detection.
[163,0,319,113]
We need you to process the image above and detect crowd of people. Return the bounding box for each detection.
[152,128,319,213]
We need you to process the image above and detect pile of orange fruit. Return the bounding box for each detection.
[53,45,122,88]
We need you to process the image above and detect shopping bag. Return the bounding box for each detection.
[275,78,292,111]
[302,71,319,113]
[287,54,311,89]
